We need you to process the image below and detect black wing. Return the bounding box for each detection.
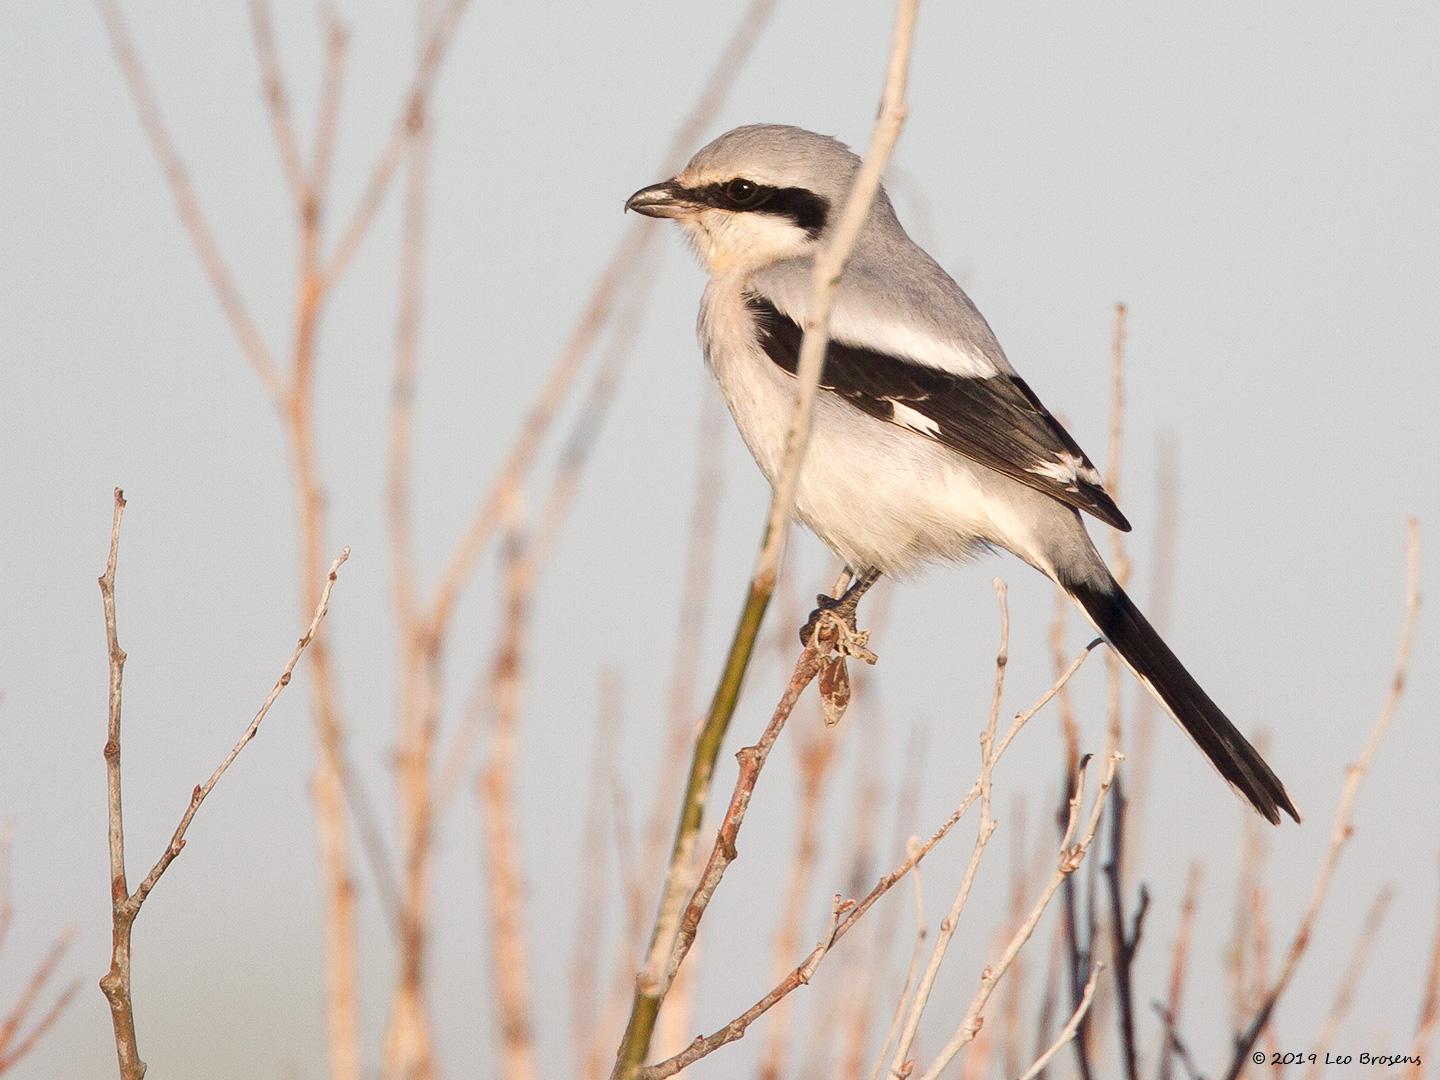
[747,296,1131,532]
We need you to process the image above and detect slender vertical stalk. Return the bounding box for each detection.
[612,5,922,1074]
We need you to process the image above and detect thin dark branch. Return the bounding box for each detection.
[1105,776,1151,1080]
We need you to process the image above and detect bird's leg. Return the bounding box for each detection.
[798,566,881,646]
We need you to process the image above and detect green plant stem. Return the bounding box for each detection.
[612,577,772,1079]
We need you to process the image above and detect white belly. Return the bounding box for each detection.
[698,278,1016,576]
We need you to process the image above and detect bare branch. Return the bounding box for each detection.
[1408,857,1440,1080]
[752,0,920,590]
[888,581,1010,1073]
[1104,780,1150,1080]
[612,6,919,1074]
[1103,303,1130,775]
[129,547,351,910]
[323,0,472,288]
[1157,862,1202,1080]
[638,641,1103,1080]
[424,0,776,650]
[97,487,142,1080]
[916,752,1123,1080]
[94,1,283,403]
[96,487,347,1080]
[866,840,929,1080]
[0,928,79,1072]
[1019,963,1104,1080]
[474,493,539,1080]
[1299,887,1393,1080]
[246,0,309,211]
[1223,519,1421,1079]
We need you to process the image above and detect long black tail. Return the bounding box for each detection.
[1065,574,1299,825]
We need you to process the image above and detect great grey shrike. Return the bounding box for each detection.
[626,123,1297,825]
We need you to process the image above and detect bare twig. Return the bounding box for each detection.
[96,0,282,402]
[1409,858,1440,1080]
[916,752,1123,1080]
[612,5,920,1074]
[572,675,624,1076]
[378,7,447,1072]
[888,581,1010,1074]
[641,896,853,1079]
[0,927,79,1073]
[655,631,840,1026]
[323,0,472,288]
[1104,303,1130,765]
[1299,887,1393,1080]
[132,545,351,907]
[1157,862,1202,1080]
[98,488,141,1080]
[1019,963,1104,1080]
[97,489,346,1079]
[426,0,776,646]
[475,494,539,1080]
[1152,1003,1205,1080]
[638,640,1102,1080]
[246,0,309,211]
[1126,438,1178,862]
[1222,519,1421,1080]
[757,716,841,1079]
[1104,780,1150,1080]
[844,726,925,1080]
[867,840,929,1080]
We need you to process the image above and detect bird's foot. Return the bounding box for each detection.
[798,593,848,647]
[800,595,877,665]
[805,601,877,729]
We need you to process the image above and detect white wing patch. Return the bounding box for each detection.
[825,310,1003,379]
[1028,452,1102,491]
[888,399,941,436]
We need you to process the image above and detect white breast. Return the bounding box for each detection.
[697,276,1038,576]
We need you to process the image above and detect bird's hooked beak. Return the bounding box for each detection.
[624,180,692,219]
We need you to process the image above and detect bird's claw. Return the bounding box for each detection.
[800,598,877,665]
[798,593,848,647]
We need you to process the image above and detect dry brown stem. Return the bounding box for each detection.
[427,0,777,648]
[915,752,1123,1080]
[1408,859,1440,1080]
[757,715,841,1079]
[614,6,919,1074]
[1104,303,1131,768]
[97,489,346,1079]
[377,7,448,1072]
[656,628,842,1010]
[572,675,625,1076]
[1299,886,1393,1080]
[1157,861,1202,1080]
[246,0,309,211]
[866,841,928,1080]
[888,581,1011,1074]
[640,640,1101,1080]
[1104,782,1150,1080]
[1018,962,1104,1080]
[751,0,919,588]
[0,925,79,1074]
[1125,439,1178,859]
[475,494,540,1080]
[843,728,924,1080]
[1222,519,1421,1079]
[323,0,473,288]
[95,0,282,402]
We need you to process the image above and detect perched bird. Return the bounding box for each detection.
[626,124,1298,825]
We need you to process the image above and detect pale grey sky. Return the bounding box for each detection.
[2,2,1437,1078]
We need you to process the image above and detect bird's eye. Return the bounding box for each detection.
[723,178,766,207]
